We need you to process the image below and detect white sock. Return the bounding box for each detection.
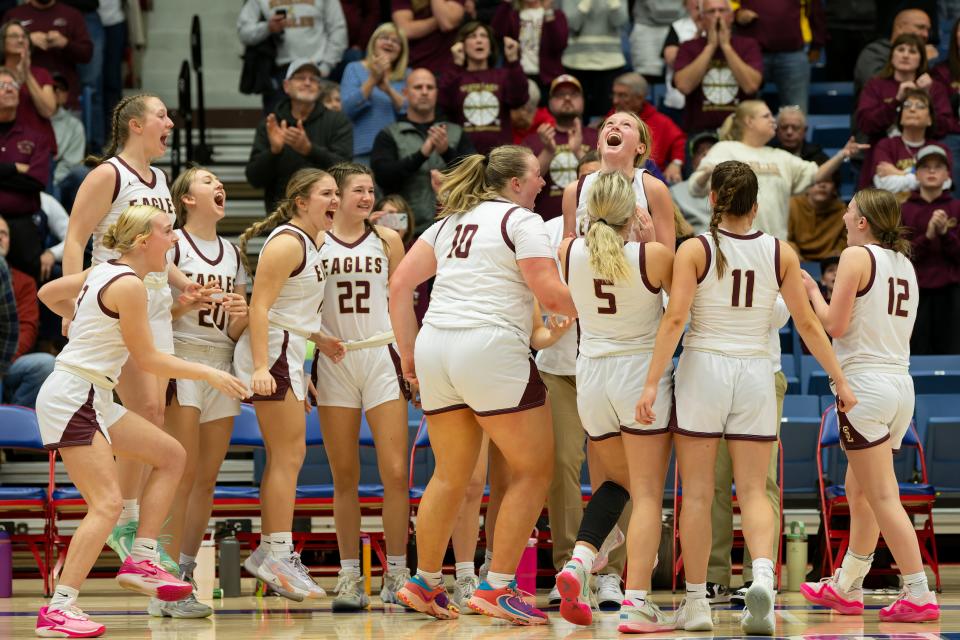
[341,558,361,575]
[837,550,873,592]
[571,544,598,572]
[455,562,475,580]
[624,588,647,607]
[130,538,158,562]
[48,585,79,611]
[386,555,406,574]
[267,532,292,559]
[902,570,930,598]
[117,499,139,526]
[486,570,514,589]
[179,553,196,566]
[752,558,775,588]
[417,568,442,588]
[483,548,493,565]
[686,581,707,600]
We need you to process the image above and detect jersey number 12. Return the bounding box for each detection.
[887,277,910,317]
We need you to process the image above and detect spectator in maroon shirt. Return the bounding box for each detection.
[4,0,92,110]
[900,144,960,354]
[523,73,595,220]
[856,34,954,187]
[340,0,380,52]
[0,67,51,281]
[1,20,55,150]
[491,0,568,97]
[392,0,464,76]
[439,20,528,154]
[673,0,762,135]
[931,15,960,196]
[609,72,686,184]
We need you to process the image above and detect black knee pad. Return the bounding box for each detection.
[576,481,630,550]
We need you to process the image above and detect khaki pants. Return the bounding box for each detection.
[543,372,629,575]
[707,370,787,586]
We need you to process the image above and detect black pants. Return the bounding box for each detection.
[912,283,960,354]
[4,213,43,282]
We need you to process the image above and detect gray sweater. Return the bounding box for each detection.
[561,0,629,70]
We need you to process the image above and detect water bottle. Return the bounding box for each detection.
[516,530,538,597]
[219,536,241,598]
[0,530,11,597]
[785,521,808,592]
[195,540,216,600]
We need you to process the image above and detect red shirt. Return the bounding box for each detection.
[10,267,37,359]
[511,107,554,145]
[4,2,93,109]
[674,35,763,133]
[391,0,464,76]
[523,125,599,220]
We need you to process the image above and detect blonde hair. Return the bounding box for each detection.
[599,111,651,167]
[709,160,758,278]
[437,145,533,218]
[101,204,165,253]
[584,171,636,283]
[674,204,694,240]
[237,168,332,275]
[852,188,912,257]
[87,93,162,166]
[718,100,767,142]
[328,162,391,258]
[366,23,409,82]
[170,165,206,228]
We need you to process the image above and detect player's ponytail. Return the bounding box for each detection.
[238,168,331,276]
[709,160,759,278]
[102,204,164,254]
[852,188,913,258]
[170,165,203,228]
[437,145,533,218]
[584,171,635,283]
[329,162,391,258]
[85,93,161,166]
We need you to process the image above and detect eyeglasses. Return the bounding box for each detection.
[779,123,805,131]
[902,100,929,110]
[291,74,321,84]
[3,34,26,41]
[0,80,20,91]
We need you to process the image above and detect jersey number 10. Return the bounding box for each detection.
[447,224,479,259]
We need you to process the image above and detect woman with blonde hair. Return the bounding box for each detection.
[234,168,346,602]
[800,189,939,623]
[34,205,248,637]
[341,23,410,164]
[390,145,576,624]
[637,160,856,635]
[691,100,866,240]
[151,167,249,619]
[554,171,676,632]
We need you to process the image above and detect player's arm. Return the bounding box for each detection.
[801,246,869,338]
[389,238,438,385]
[529,300,573,350]
[643,241,674,295]
[519,257,576,317]
[382,225,407,279]
[64,164,115,276]
[561,181,578,238]
[37,269,92,318]
[643,174,676,253]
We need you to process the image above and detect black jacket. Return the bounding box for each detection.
[245,98,354,212]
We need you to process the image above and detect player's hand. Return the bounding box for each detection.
[306,378,318,412]
[207,368,251,399]
[251,367,276,397]
[401,351,418,388]
[546,313,574,336]
[635,384,658,425]
[179,281,220,310]
[800,269,820,298]
[834,379,857,413]
[220,292,248,318]
[633,205,656,243]
[407,379,421,408]
[316,333,346,363]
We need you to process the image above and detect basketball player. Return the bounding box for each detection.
[390,145,576,625]
[561,112,675,251]
[313,163,411,610]
[234,169,345,602]
[149,167,249,619]
[636,161,857,635]
[61,95,204,565]
[800,189,939,623]
[34,205,249,638]
[552,171,675,632]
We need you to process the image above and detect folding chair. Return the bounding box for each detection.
[816,405,940,591]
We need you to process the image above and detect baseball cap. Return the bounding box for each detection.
[550,74,582,96]
[285,58,321,81]
[916,144,951,169]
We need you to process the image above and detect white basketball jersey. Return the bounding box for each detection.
[683,230,782,358]
[575,169,649,232]
[535,216,577,375]
[318,229,391,341]
[262,223,326,337]
[422,199,554,340]
[169,231,247,349]
[566,238,663,357]
[58,261,137,383]
[834,245,918,373]
[92,157,176,267]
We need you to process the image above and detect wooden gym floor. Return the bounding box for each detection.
[2,569,958,639]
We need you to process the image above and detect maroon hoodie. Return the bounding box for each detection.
[439,61,529,155]
[735,0,826,53]
[900,190,960,289]
[490,4,568,88]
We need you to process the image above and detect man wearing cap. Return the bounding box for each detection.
[522,74,597,221]
[245,58,354,213]
[609,71,686,184]
[900,143,960,354]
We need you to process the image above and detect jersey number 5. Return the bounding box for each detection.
[887,277,910,317]
[731,269,755,308]
[594,279,617,314]
[447,224,479,259]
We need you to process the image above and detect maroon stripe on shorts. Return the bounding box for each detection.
[588,431,622,441]
[474,358,547,416]
[165,379,177,406]
[46,385,104,450]
[724,433,778,442]
[250,330,292,402]
[621,425,670,436]
[837,404,888,450]
[669,424,722,438]
[423,403,470,416]
[387,343,412,401]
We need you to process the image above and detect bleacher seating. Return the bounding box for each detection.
[780,395,821,495]
[808,82,855,115]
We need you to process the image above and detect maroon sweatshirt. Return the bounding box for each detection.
[931,62,960,134]
[523,125,598,220]
[392,0,464,76]
[339,0,381,51]
[490,4,568,88]
[4,2,92,109]
[900,190,960,289]
[735,0,826,53]
[867,136,946,185]
[439,61,529,155]
[0,118,53,217]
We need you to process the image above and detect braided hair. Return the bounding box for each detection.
[708,161,759,278]
[85,93,161,166]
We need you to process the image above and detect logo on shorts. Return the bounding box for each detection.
[841,425,854,443]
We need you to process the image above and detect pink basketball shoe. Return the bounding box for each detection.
[35,605,105,638]
[116,556,193,602]
[879,591,940,622]
[800,572,864,615]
